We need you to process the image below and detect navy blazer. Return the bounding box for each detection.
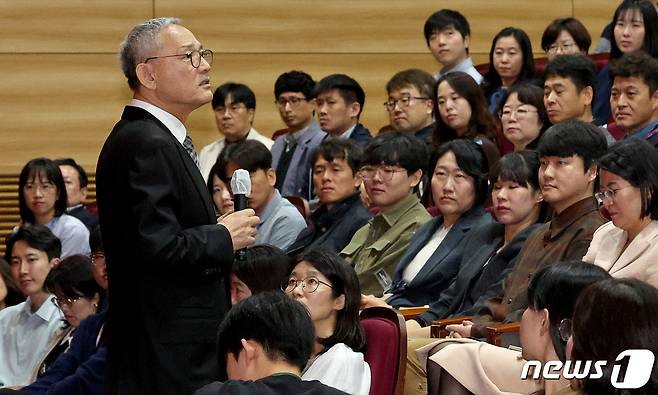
[387,205,493,308]
[416,222,542,325]
[348,123,372,147]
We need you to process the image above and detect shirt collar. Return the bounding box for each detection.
[380,193,421,227]
[339,123,358,139]
[23,294,60,322]
[66,204,84,212]
[545,197,599,241]
[438,57,474,78]
[630,118,658,140]
[129,99,188,145]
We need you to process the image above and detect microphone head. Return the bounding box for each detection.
[230,169,252,196]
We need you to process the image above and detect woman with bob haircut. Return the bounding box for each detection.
[497,82,550,151]
[541,17,592,61]
[206,161,234,216]
[425,262,610,395]
[18,158,89,258]
[282,248,370,395]
[432,72,500,170]
[481,27,536,116]
[570,278,658,394]
[594,0,658,122]
[583,138,658,288]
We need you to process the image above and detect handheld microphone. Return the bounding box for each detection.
[230,169,252,261]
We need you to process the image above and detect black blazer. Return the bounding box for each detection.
[96,106,234,395]
[348,123,372,147]
[416,222,542,325]
[387,205,492,308]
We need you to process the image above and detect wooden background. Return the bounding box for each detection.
[0,0,619,174]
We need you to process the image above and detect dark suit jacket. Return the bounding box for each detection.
[386,206,492,308]
[67,205,98,230]
[96,106,234,395]
[348,123,372,147]
[415,222,541,325]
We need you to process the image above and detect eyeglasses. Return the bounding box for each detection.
[90,252,105,265]
[275,96,307,109]
[558,318,572,342]
[23,182,56,193]
[52,295,81,308]
[594,186,633,203]
[547,42,577,54]
[281,276,333,294]
[383,96,430,112]
[499,107,538,119]
[215,103,247,114]
[144,49,213,68]
[360,165,407,182]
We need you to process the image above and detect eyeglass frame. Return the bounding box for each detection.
[214,103,249,114]
[23,182,56,193]
[281,276,333,294]
[143,48,214,68]
[359,165,408,182]
[274,96,308,109]
[546,42,577,54]
[383,96,430,112]
[52,295,81,309]
[594,185,634,204]
[498,107,539,119]
[90,251,105,265]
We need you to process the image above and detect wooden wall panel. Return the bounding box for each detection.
[573,0,620,48]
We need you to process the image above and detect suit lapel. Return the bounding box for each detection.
[610,222,658,274]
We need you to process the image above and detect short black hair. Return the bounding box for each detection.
[44,254,102,304]
[537,120,608,172]
[234,245,291,295]
[542,54,598,99]
[274,70,315,99]
[310,139,363,176]
[433,140,489,207]
[292,248,365,352]
[423,9,471,49]
[89,225,103,253]
[385,69,435,100]
[217,291,314,371]
[491,150,541,192]
[222,140,272,175]
[527,261,610,362]
[609,52,658,94]
[19,158,68,223]
[53,158,89,188]
[610,0,658,60]
[313,74,365,117]
[597,138,658,220]
[212,82,256,110]
[5,224,62,262]
[482,27,536,98]
[363,132,429,176]
[541,17,592,54]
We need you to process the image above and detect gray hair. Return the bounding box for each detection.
[119,17,181,91]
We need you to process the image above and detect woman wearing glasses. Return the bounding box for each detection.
[18,158,90,259]
[282,248,370,395]
[541,18,591,61]
[498,82,550,151]
[582,138,658,288]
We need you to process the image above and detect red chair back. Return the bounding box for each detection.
[284,195,311,219]
[360,307,407,395]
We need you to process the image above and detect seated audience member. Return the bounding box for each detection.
[19,159,90,258]
[193,291,348,395]
[287,139,373,255]
[27,254,103,383]
[88,226,108,292]
[432,72,501,170]
[314,74,371,146]
[405,150,545,337]
[498,82,550,151]
[272,70,326,200]
[220,140,306,250]
[230,245,290,305]
[381,140,493,308]
[423,9,483,84]
[584,138,658,287]
[0,258,22,311]
[609,52,658,146]
[384,69,435,145]
[53,159,98,230]
[541,17,591,61]
[593,0,658,125]
[543,54,616,143]
[444,120,608,340]
[206,162,234,216]
[0,225,63,388]
[341,132,431,296]
[283,249,370,395]
[481,27,536,116]
[198,83,273,181]
[570,278,658,395]
[426,262,611,395]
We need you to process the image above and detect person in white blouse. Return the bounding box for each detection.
[583,137,658,287]
[282,248,371,395]
[0,225,64,388]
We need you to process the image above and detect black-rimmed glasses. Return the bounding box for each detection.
[144,49,213,68]
[383,96,430,112]
[281,277,333,293]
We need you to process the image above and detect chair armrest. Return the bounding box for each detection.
[398,306,429,320]
[485,322,521,346]
[429,316,473,338]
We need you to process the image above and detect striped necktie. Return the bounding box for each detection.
[183,135,200,168]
